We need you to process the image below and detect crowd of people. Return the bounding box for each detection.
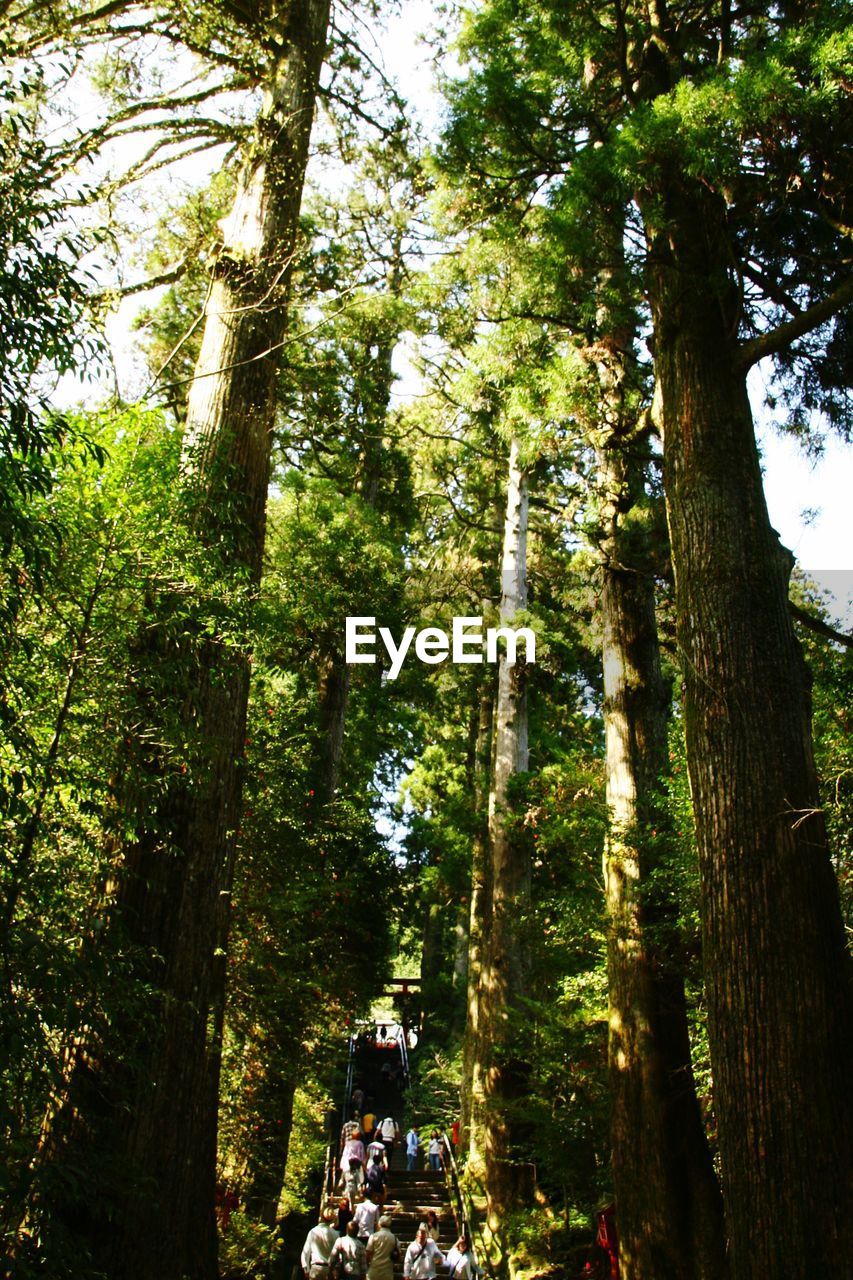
[301,1208,477,1280]
[301,1090,476,1280]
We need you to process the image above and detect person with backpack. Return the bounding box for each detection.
[329,1222,367,1280]
[403,1223,444,1280]
[377,1115,399,1163]
[366,1155,386,1202]
[366,1136,387,1167]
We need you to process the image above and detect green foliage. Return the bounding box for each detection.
[0,49,103,634]
[219,1212,284,1280]
[0,403,196,1265]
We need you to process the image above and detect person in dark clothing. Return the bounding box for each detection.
[337,1198,354,1237]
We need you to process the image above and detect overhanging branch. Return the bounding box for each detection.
[736,275,853,373]
[789,601,853,649]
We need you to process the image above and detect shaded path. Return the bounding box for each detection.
[348,1038,455,1273]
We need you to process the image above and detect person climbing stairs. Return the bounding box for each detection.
[348,1035,455,1275]
[384,1167,451,1278]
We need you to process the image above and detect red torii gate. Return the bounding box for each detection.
[382,977,421,998]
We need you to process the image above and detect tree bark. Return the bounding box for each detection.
[480,439,534,1238]
[640,176,853,1279]
[590,240,727,1278]
[314,657,352,803]
[598,438,727,1280]
[242,1072,298,1226]
[461,674,495,1168]
[450,900,470,1039]
[32,6,331,1277]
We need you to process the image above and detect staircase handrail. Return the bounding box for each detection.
[440,1132,494,1279]
[322,1128,338,1211]
[322,1032,356,1210]
[344,1030,356,1118]
[399,1022,410,1088]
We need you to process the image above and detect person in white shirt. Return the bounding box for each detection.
[427,1132,442,1173]
[403,1223,444,1280]
[301,1207,339,1279]
[366,1138,387,1166]
[343,1160,365,1209]
[444,1237,476,1280]
[353,1192,381,1243]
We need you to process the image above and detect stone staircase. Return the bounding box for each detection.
[384,1167,453,1277]
[349,1041,455,1274]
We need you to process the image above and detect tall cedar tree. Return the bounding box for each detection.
[34,2,331,1276]
[479,437,534,1234]
[591,230,726,1278]
[440,2,853,1273]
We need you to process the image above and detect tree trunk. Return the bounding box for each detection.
[420,899,446,1028]
[450,901,470,1039]
[480,439,534,1239]
[461,675,495,1168]
[590,244,727,1278]
[598,439,727,1280]
[314,657,351,803]
[33,7,331,1278]
[243,1074,298,1226]
[220,304,401,1224]
[641,177,853,1279]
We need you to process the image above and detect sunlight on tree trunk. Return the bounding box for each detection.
[480,438,534,1254]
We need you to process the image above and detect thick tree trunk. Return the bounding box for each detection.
[480,439,534,1238]
[641,178,853,1279]
[590,247,727,1278]
[599,443,727,1280]
[33,7,331,1278]
[461,676,495,1168]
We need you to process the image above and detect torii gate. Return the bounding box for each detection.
[382,977,421,998]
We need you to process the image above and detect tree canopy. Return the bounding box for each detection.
[0,2,850,1279]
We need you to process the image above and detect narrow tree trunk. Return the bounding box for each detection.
[480,439,534,1238]
[221,306,401,1223]
[641,177,853,1279]
[420,899,445,1028]
[314,658,351,802]
[450,902,470,1039]
[33,7,331,1278]
[243,1074,298,1226]
[462,674,495,1168]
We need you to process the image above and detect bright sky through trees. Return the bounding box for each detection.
[56,0,851,606]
